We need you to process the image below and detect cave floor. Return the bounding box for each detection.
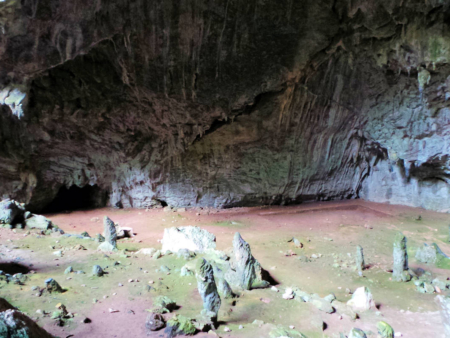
[0,200,449,338]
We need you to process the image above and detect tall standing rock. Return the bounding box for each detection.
[392,232,412,282]
[195,259,221,321]
[98,216,117,252]
[356,245,365,276]
[231,232,269,290]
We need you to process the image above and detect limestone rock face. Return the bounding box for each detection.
[162,226,216,253]
[0,1,450,211]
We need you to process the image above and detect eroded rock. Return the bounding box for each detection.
[0,309,53,338]
[195,259,221,320]
[162,226,216,253]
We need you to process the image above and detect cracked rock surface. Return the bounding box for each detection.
[1,1,450,211]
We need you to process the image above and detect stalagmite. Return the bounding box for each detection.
[392,232,412,282]
[356,245,365,276]
[195,259,221,321]
[98,216,117,252]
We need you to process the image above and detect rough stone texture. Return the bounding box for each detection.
[416,243,450,269]
[145,313,165,332]
[227,232,269,290]
[0,199,24,225]
[356,245,365,275]
[392,232,412,282]
[44,278,63,293]
[162,226,216,253]
[0,309,54,338]
[25,214,51,230]
[92,265,104,277]
[436,295,450,338]
[212,265,233,299]
[1,1,450,211]
[349,328,367,338]
[195,259,221,320]
[98,216,117,251]
[347,286,375,312]
[377,321,394,338]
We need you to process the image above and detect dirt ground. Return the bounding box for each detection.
[1,199,449,338]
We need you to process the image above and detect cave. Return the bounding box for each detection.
[42,185,108,213]
[0,1,450,337]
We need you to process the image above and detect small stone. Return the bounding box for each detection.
[282,288,294,300]
[64,266,73,274]
[146,312,165,332]
[224,327,231,332]
[92,265,104,277]
[128,279,134,283]
[109,308,119,313]
[118,283,123,287]
[239,325,244,329]
[271,286,279,292]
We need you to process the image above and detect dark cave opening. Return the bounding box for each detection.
[42,185,108,213]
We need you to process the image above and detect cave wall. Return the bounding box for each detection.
[1,0,450,211]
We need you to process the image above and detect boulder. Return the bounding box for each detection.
[162,226,216,253]
[145,313,165,332]
[0,199,24,225]
[44,278,63,293]
[92,265,104,277]
[164,315,196,338]
[0,309,54,338]
[376,321,394,338]
[416,243,450,269]
[25,215,52,230]
[347,287,375,312]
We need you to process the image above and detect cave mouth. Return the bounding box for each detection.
[42,184,108,213]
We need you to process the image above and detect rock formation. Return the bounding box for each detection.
[356,245,365,276]
[195,259,221,321]
[228,232,269,290]
[392,232,412,282]
[0,1,449,212]
[346,286,375,312]
[0,309,54,338]
[162,226,216,253]
[98,216,117,252]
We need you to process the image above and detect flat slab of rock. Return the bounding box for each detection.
[162,226,216,253]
